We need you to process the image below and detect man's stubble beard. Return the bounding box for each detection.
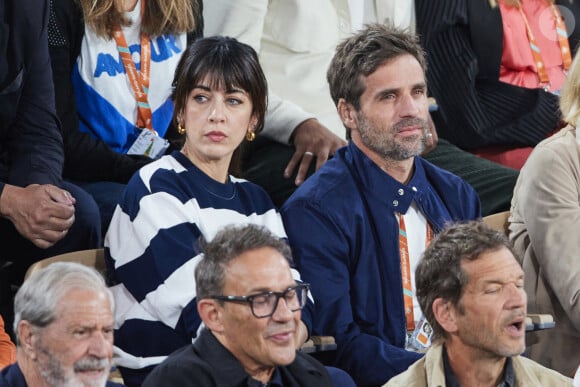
[358,114,428,161]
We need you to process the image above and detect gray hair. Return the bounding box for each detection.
[195,224,293,300]
[13,262,114,341]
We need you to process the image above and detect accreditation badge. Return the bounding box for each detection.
[406,317,433,353]
[127,128,170,159]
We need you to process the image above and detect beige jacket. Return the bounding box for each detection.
[509,125,580,377]
[385,342,572,387]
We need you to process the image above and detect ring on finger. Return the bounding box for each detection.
[304,151,314,157]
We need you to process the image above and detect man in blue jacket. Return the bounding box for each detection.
[281,24,481,386]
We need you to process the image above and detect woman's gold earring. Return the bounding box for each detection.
[246,130,256,142]
[177,123,186,135]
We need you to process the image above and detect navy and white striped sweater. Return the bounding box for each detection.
[105,151,312,383]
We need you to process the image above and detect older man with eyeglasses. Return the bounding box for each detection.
[142,224,353,386]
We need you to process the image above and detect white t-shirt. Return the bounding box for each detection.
[397,201,428,323]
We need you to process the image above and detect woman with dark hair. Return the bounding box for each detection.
[49,0,343,233]
[104,36,312,386]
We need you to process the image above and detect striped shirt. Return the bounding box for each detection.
[105,151,308,376]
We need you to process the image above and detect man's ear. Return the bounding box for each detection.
[432,298,458,334]
[337,99,358,131]
[198,299,225,333]
[18,321,38,360]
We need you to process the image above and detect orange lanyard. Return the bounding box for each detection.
[515,0,571,89]
[398,213,434,332]
[113,0,153,131]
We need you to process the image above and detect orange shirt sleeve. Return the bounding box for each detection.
[0,315,16,369]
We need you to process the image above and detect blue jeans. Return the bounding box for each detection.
[70,180,126,237]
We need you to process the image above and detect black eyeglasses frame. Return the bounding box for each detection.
[210,283,310,319]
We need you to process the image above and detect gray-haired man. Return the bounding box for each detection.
[0,262,120,387]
